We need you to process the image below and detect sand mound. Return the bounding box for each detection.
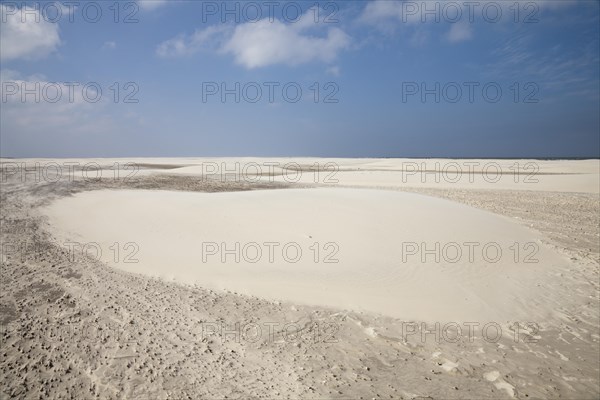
[42,188,570,322]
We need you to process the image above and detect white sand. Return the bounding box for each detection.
[5,157,596,192]
[131,157,592,194]
[5,158,599,399]
[130,158,599,193]
[43,187,571,322]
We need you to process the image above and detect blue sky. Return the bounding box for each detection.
[1,0,599,158]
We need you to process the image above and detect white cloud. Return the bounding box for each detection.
[138,0,169,11]
[446,21,472,43]
[222,19,351,68]
[0,69,136,146]
[0,70,99,109]
[358,0,579,44]
[157,8,351,68]
[156,35,188,57]
[359,0,435,25]
[361,0,578,24]
[102,41,117,50]
[0,4,61,61]
[326,66,341,77]
[156,25,230,57]
[360,1,403,24]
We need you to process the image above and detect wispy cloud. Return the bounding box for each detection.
[0,4,61,61]
[446,21,472,43]
[102,41,117,50]
[358,0,581,45]
[0,69,142,153]
[484,30,599,100]
[326,66,341,77]
[156,25,230,57]
[138,0,169,11]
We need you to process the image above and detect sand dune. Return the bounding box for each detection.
[43,187,571,322]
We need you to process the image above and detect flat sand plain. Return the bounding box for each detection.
[1,158,599,399]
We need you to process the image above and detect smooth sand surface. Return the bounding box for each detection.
[43,187,571,322]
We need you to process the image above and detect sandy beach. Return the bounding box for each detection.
[3,0,598,397]
[1,158,598,399]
